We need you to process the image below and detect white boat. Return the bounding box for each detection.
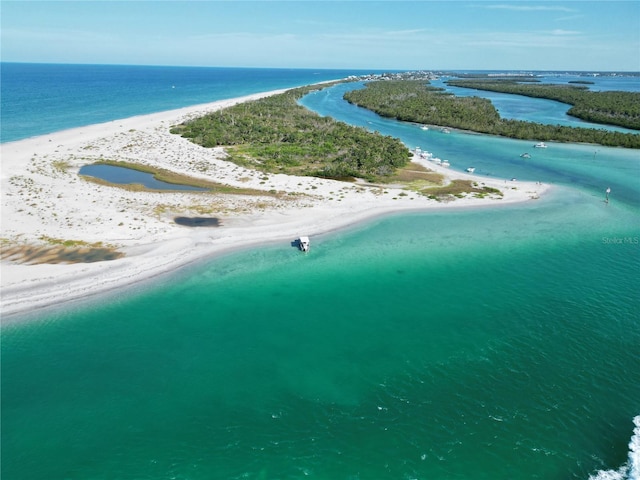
[298,236,310,252]
[420,125,429,130]
[534,142,547,148]
[520,153,531,158]
[441,160,450,167]
[441,128,451,134]
[466,167,475,173]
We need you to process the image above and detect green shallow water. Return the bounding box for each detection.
[2,187,639,480]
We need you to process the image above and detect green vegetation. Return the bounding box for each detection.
[347,80,502,128]
[366,162,502,199]
[1,238,125,264]
[344,80,640,148]
[52,160,72,172]
[447,79,640,130]
[6,245,124,264]
[171,85,412,182]
[385,162,444,186]
[37,236,105,248]
[420,180,503,200]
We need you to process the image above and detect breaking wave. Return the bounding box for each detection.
[589,416,640,480]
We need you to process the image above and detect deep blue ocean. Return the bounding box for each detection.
[1,64,639,480]
[0,63,391,143]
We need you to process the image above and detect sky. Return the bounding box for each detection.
[1,1,639,71]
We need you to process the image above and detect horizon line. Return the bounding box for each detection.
[2,61,639,74]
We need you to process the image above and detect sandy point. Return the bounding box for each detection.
[1,89,550,318]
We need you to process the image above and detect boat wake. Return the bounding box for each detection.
[589,416,640,480]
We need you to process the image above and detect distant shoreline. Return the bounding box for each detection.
[0,86,549,319]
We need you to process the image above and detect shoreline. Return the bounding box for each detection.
[1,87,550,320]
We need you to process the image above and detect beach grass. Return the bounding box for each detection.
[37,236,107,248]
[1,238,124,264]
[422,180,504,200]
[385,162,444,185]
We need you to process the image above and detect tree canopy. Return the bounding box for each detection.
[447,79,640,130]
[171,85,411,181]
[344,80,640,148]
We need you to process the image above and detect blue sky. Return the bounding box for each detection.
[2,1,639,71]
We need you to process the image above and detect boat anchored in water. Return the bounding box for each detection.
[534,142,547,148]
[298,236,310,252]
[466,167,475,173]
[520,152,531,158]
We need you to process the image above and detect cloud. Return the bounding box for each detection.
[384,28,430,36]
[554,14,586,22]
[550,29,581,36]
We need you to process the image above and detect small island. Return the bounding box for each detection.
[343,79,640,148]
[446,78,640,131]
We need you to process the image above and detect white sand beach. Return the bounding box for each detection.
[1,88,549,317]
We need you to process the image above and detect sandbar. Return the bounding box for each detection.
[1,87,549,319]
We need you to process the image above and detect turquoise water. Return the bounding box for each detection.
[300,82,640,207]
[3,191,639,479]
[2,69,640,479]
